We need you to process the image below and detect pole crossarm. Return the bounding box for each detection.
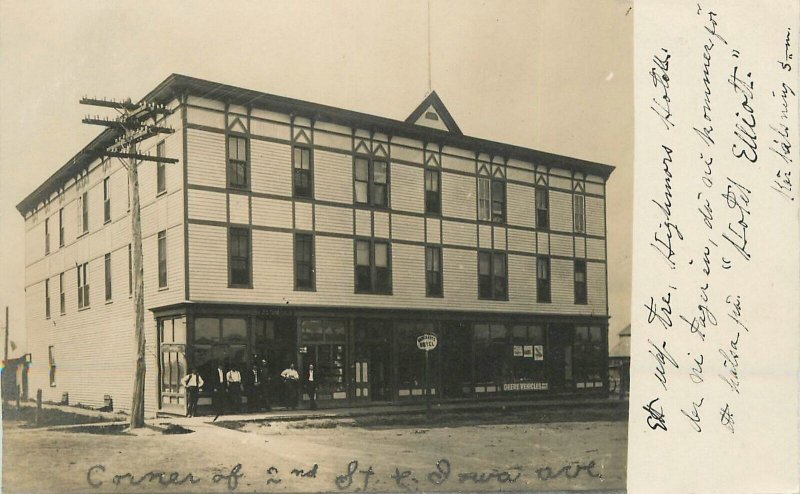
[80,97,138,111]
[92,149,179,164]
[82,117,126,129]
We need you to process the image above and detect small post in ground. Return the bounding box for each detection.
[35,389,42,425]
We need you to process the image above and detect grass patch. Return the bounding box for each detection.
[2,404,111,428]
[61,424,130,435]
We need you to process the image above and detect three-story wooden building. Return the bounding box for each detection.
[18,74,614,416]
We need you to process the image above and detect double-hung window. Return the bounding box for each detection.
[228,227,251,287]
[537,257,551,303]
[77,262,90,309]
[355,239,392,294]
[294,233,315,290]
[424,169,440,214]
[157,230,167,288]
[425,246,443,297]
[104,253,112,301]
[478,251,507,300]
[103,177,111,223]
[156,140,167,194]
[536,188,550,229]
[354,157,389,208]
[45,278,51,319]
[48,346,56,387]
[78,191,89,235]
[228,135,248,189]
[59,272,65,314]
[574,259,588,304]
[574,194,585,233]
[127,244,132,296]
[293,147,313,198]
[477,177,505,223]
[44,218,50,255]
[58,208,64,247]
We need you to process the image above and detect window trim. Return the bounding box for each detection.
[477,176,506,224]
[48,346,56,387]
[226,133,250,190]
[157,230,168,289]
[425,245,444,297]
[353,155,391,209]
[477,250,508,301]
[45,278,51,319]
[59,272,65,315]
[103,177,111,224]
[293,232,316,291]
[292,145,314,199]
[536,187,550,230]
[80,191,89,235]
[228,227,253,289]
[44,217,50,255]
[77,261,90,310]
[104,252,112,302]
[353,237,393,295]
[573,193,586,233]
[424,168,441,215]
[574,259,588,305]
[536,256,552,303]
[58,208,64,248]
[156,140,167,196]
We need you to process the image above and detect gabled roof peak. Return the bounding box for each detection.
[405,90,462,135]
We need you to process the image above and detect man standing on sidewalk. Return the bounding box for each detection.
[281,363,300,410]
[212,362,227,421]
[306,364,318,410]
[246,362,264,412]
[181,368,204,417]
[226,365,243,413]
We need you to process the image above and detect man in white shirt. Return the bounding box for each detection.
[306,364,318,410]
[226,366,243,413]
[181,368,204,417]
[281,363,300,410]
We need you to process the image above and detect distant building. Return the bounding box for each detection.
[17,74,614,416]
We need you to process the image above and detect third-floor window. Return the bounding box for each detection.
[573,194,586,233]
[424,169,440,214]
[477,177,505,223]
[78,191,89,235]
[536,188,550,229]
[228,135,248,189]
[44,217,50,255]
[103,177,111,223]
[354,157,389,208]
[293,146,313,198]
[156,140,167,195]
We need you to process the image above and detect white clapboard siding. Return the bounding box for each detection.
[443,220,477,247]
[426,217,441,244]
[295,202,313,231]
[187,106,225,129]
[585,196,605,237]
[442,173,475,220]
[250,119,290,142]
[251,196,292,230]
[550,234,573,257]
[391,243,425,298]
[587,261,607,310]
[187,223,229,299]
[392,214,423,242]
[507,183,535,228]
[391,164,424,214]
[188,189,226,223]
[355,210,371,237]
[228,193,249,225]
[441,154,473,174]
[549,190,573,232]
[550,258,575,306]
[187,129,225,188]
[507,228,535,253]
[314,130,350,152]
[507,254,536,307]
[586,237,606,260]
[315,204,352,235]
[251,139,292,196]
[315,150,352,204]
[391,144,423,164]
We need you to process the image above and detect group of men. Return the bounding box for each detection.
[181,359,317,418]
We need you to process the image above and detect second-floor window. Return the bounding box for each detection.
[355,239,391,294]
[228,135,248,189]
[77,262,89,309]
[59,272,65,314]
[156,141,167,194]
[574,194,585,233]
[293,147,313,198]
[478,251,507,300]
[105,253,112,301]
[477,177,506,223]
[537,257,551,303]
[536,188,549,229]
[45,278,51,319]
[44,217,50,255]
[157,230,167,288]
[229,227,251,287]
[354,157,389,208]
[294,233,315,290]
[425,246,443,297]
[58,208,64,247]
[127,244,132,296]
[574,259,588,304]
[103,177,111,223]
[424,169,440,214]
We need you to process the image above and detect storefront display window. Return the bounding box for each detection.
[473,323,507,386]
[396,322,435,390]
[574,326,604,387]
[510,324,546,384]
[300,319,347,396]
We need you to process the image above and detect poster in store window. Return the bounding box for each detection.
[534,345,544,361]
[523,345,533,358]
[513,345,523,357]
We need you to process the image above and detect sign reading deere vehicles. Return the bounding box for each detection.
[416,333,438,351]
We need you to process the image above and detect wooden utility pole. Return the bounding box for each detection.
[80,97,177,428]
[4,306,8,364]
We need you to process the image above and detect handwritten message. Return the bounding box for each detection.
[84,458,602,491]
[630,1,799,493]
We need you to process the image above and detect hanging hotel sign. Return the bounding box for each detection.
[416,334,438,351]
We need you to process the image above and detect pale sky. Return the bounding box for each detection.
[0,0,633,356]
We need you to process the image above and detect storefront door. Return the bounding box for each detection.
[159,317,187,414]
[441,321,472,398]
[547,325,574,391]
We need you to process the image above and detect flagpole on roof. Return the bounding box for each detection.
[427,0,432,95]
